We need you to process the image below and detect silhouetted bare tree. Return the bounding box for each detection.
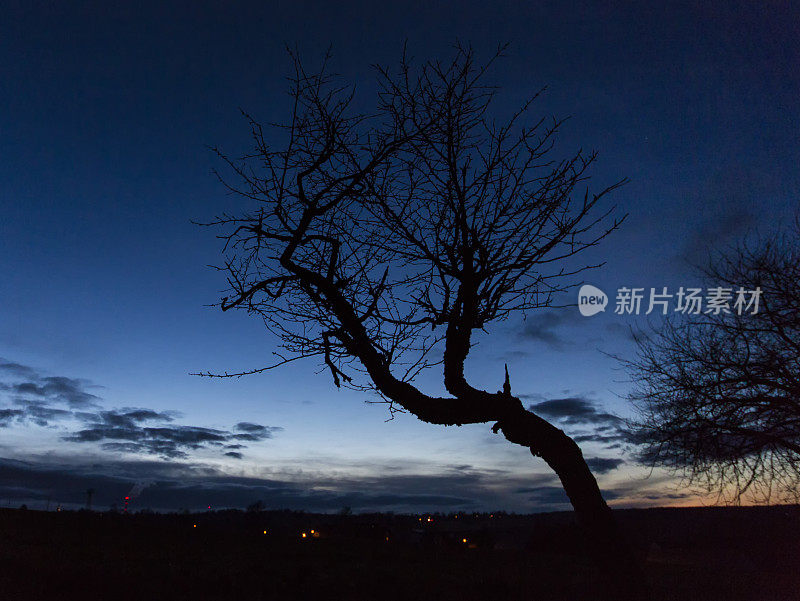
[626,220,800,503]
[201,45,642,598]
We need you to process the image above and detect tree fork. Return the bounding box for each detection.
[292,250,646,597]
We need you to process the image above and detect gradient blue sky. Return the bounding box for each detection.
[0,1,797,512]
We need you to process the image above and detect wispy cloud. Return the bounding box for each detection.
[517,312,574,350]
[0,358,101,408]
[585,456,625,474]
[529,397,623,428]
[527,396,635,452]
[0,359,282,460]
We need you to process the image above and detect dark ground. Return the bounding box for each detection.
[1,505,798,600]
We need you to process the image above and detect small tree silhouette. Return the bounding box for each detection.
[246,500,266,513]
[201,45,642,598]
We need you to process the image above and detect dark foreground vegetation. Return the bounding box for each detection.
[1,505,798,600]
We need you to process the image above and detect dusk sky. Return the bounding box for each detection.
[1,1,797,513]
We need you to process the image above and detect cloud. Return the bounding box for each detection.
[14,401,72,427]
[526,396,636,453]
[517,312,574,350]
[573,432,631,447]
[0,360,38,378]
[8,374,100,408]
[518,392,548,403]
[0,408,25,427]
[518,485,621,508]
[0,450,667,515]
[520,486,571,506]
[0,358,102,426]
[602,476,695,507]
[511,474,568,495]
[65,414,281,459]
[235,422,268,433]
[585,457,625,474]
[529,397,624,428]
[0,360,282,460]
[232,422,283,441]
[95,409,176,427]
[0,457,518,513]
[508,472,631,510]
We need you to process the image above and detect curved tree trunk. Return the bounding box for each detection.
[444,311,646,598]
[283,262,647,598]
[494,405,646,600]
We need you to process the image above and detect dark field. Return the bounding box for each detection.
[1,506,799,601]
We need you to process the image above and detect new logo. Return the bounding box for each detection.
[578,284,608,317]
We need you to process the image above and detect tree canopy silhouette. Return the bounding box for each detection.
[201,45,642,598]
[626,220,800,504]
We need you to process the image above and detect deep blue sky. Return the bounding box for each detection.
[1,1,797,513]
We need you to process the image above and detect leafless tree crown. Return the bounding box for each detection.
[199,46,624,418]
[627,220,800,502]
